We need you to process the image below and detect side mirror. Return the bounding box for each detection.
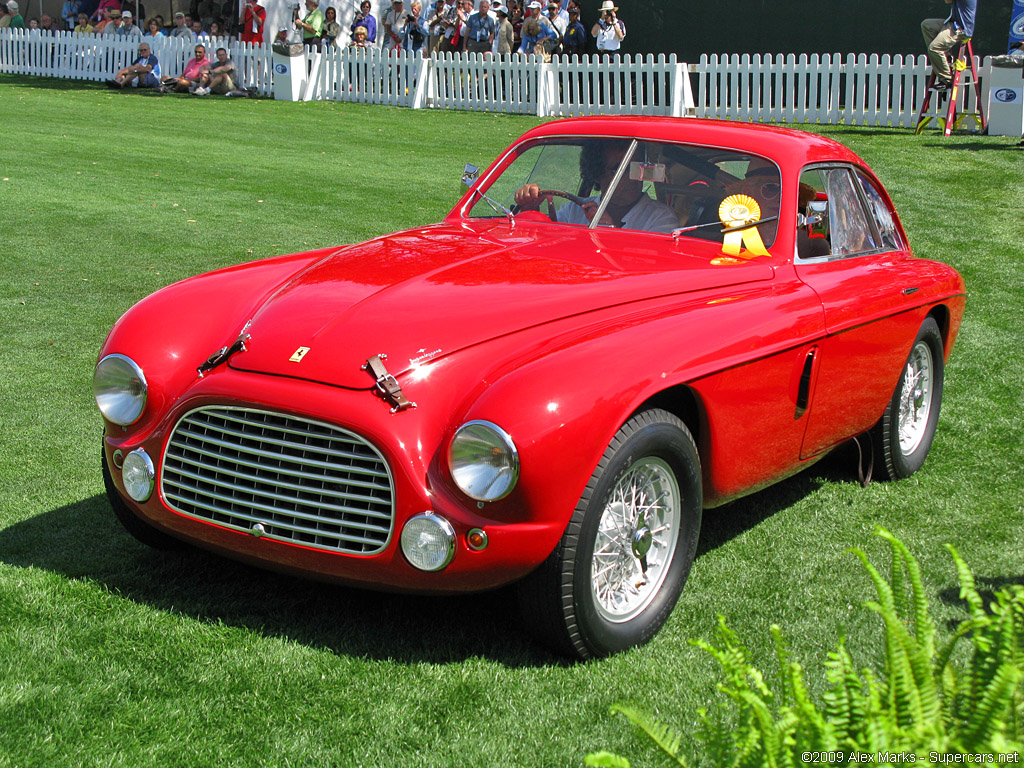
[462,164,480,187]
[807,199,828,220]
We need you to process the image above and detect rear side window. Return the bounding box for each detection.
[855,169,904,251]
[796,166,882,259]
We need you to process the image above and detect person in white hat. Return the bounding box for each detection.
[119,9,144,39]
[591,0,623,55]
[6,1,25,28]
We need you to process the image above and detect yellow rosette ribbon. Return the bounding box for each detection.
[717,194,772,260]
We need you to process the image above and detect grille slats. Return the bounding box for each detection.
[165,441,391,492]
[174,426,390,479]
[166,466,394,523]
[161,407,395,555]
[165,456,394,513]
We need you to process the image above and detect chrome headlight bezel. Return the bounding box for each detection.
[121,448,155,502]
[448,420,519,502]
[93,354,148,426]
[400,512,456,572]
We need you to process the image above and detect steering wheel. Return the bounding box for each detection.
[536,189,588,219]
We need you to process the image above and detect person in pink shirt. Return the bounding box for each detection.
[90,0,120,26]
[161,43,210,93]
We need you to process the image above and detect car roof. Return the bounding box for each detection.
[518,116,865,173]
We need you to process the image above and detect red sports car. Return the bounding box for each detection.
[94,117,965,659]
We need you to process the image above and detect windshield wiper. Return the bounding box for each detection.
[671,215,780,240]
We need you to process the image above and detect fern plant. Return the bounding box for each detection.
[585,528,1024,767]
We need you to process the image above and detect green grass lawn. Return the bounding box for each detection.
[0,75,1022,767]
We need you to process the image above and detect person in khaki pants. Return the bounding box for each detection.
[921,0,976,90]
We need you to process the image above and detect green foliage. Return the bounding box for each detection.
[589,529,1024,765]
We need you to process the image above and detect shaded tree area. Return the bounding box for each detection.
[611,0,1013,60]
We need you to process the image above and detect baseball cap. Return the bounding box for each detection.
[122,10,132,18]
[527,1,541,7]
[7,1,18,12]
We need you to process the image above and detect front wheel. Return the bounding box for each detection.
[871,317,945,480]
[519,409,702,659]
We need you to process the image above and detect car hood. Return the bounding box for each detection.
[228,222,775,389]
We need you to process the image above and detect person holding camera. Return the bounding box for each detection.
[401,0,428,51]
[294,0,323,50]
[591,0,623,56]
[240,0,265,44]
[351,0,377,43]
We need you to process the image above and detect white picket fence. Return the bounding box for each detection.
[0,29,993,128]
[691,52,990,129]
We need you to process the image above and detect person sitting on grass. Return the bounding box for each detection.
[161,43,210,92]
[193,46,235,95]
[107,42,161,89]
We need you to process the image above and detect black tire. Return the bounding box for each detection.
[871,317,945,480]
[102,450,185,550]
[518,409,702,659]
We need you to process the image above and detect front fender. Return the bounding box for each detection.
[96,248,337,437]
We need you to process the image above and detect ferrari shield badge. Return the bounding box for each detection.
[289,346,311,363]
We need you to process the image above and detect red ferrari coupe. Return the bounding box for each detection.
[94,117,965,658]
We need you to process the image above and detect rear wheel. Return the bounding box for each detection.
[519,409,702,659]
[872,317,944,480]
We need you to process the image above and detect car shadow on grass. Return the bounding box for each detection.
[0,492,586,667]
[0,446,861,667]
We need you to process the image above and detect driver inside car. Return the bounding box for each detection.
[513,139,680,234]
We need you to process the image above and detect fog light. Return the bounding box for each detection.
[401,513,456,572]
[122,449,155,502]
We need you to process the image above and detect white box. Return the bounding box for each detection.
[986,64,1024,137]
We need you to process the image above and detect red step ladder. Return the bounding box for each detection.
[915,38,987,136]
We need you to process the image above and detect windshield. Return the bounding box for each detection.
[466,137,781,247]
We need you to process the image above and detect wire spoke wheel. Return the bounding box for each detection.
[591,458,680,622]
[897,340,933,455]
[518,409,701,659]
[872,317,944,481]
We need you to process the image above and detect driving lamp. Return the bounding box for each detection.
[449,420,519,502]
[122,449,155,502]
[94,354,148,426]
[401,513,456,572]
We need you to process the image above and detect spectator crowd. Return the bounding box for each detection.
[0,0,627,58]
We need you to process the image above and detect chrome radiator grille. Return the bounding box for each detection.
[161,407,394,555]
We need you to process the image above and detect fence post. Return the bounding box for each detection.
[669,60,693,117]
[410,54,431,109]
[536,58,556,117]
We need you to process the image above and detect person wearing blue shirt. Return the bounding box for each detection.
[107,42,161,89]
[352,0,377,43]
[921,0,977,89]
[463,0,495,52]
[561,5,584,56]
[61,0,81,30]
[517,3,557,55]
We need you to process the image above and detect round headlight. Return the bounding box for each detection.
[401,513,456,572]
[449,420,519,502]
[122,449,155,502]
[94,354,147,426]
